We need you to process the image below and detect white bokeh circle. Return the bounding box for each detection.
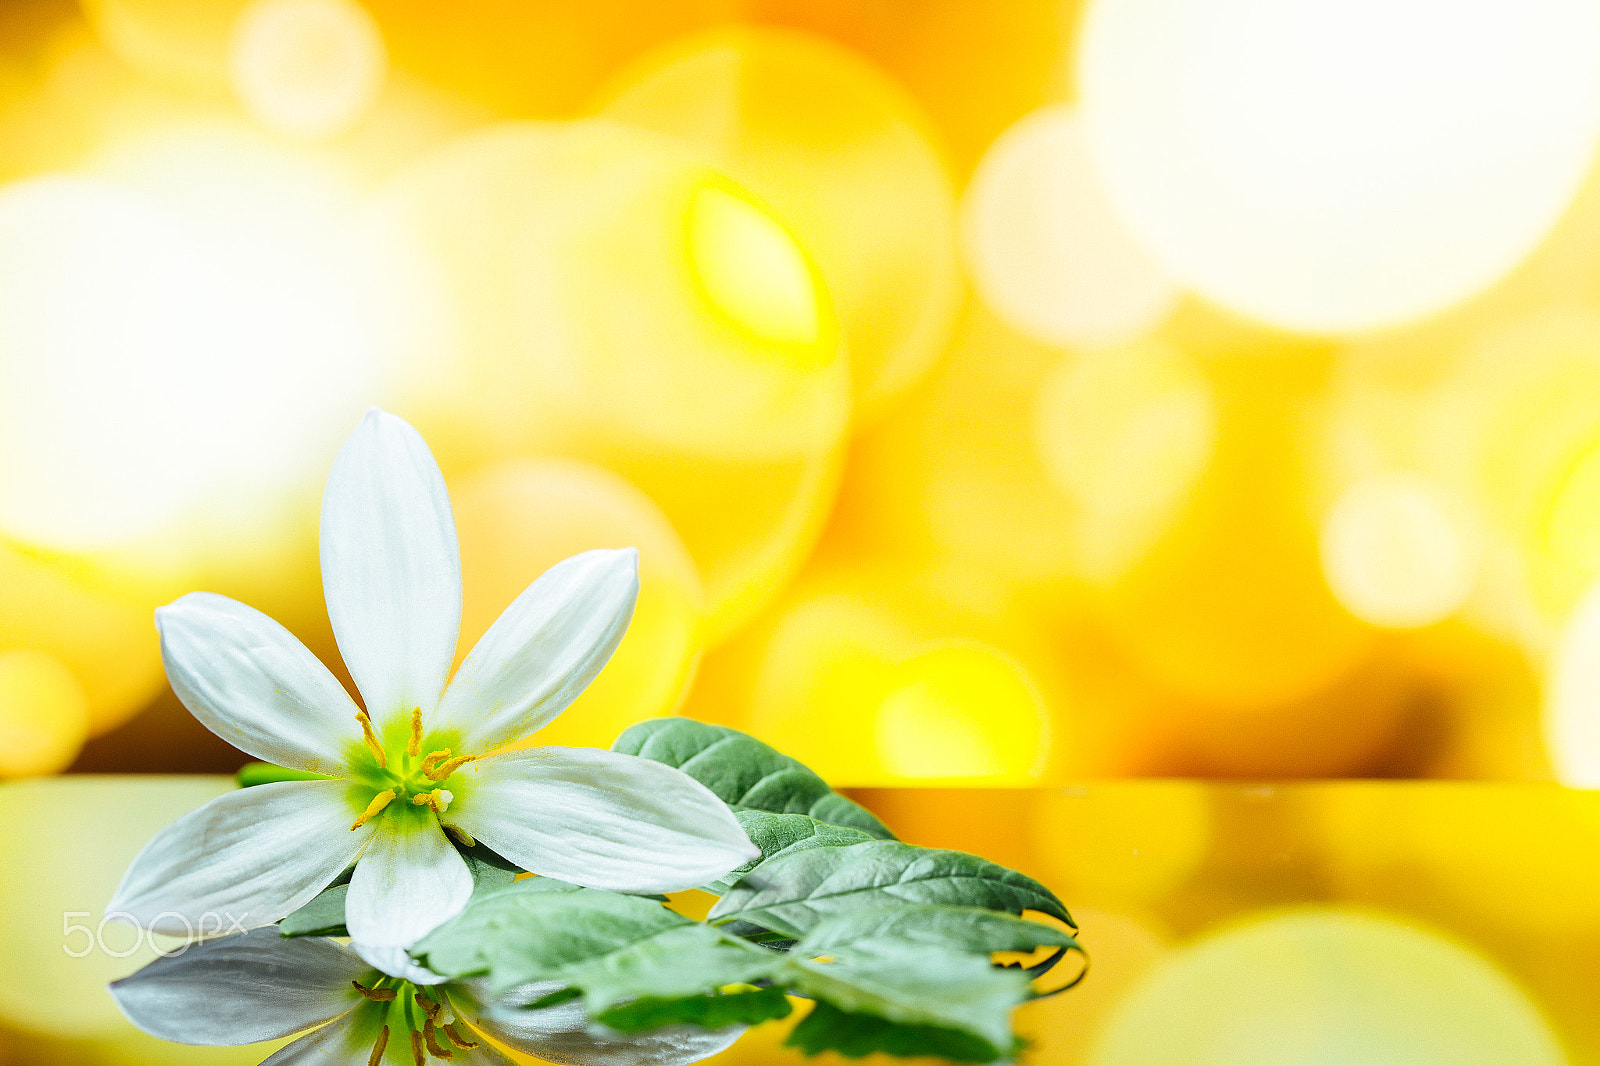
[962,104,1178,348]
[1078,0,1600,333]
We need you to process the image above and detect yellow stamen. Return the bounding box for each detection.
[351,789,397,831]
[367,1026,389,1066]
[409,1029,425,1066]
[446,825,476,848]
[411,788,452,814]
[352,979,397,1002]
[419,749,451,776]
[424,1018,455,1060]
[415,991,441,1022]
[442,1022,478,1051]
[426,753,477,781]
[355,711,386,768]
[408,707,423,757]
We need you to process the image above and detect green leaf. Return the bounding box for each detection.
[612,719,895,840]
[786,1001,1008,1064]
[236,762,335,787]
[279,884,349,938]
[418,880,790,1029]
[458,839,522,894]
[559,923,787,1015]
[597,986,793,1033]
[708,811,877,894]
[785,943,1031,1061]
[709,840,1074,938]
[796,904,1079,958]
[414,880,684,991]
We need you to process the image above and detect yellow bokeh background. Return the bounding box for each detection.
[8,0,1600,1061]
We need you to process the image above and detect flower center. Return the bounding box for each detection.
[348,708,479,832]
[353,977,479,1064]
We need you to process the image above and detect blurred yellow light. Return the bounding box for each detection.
[95,126,383,531]
[0,650,88,778]
[372,120,850,643]
[0,543,167,739]
[1319,474,1479,630]
[0,776,234,1037]
[1548,577,1600,786]
[829,303,1183,595]
[453,458,704,750]
[1540,438,1600,608]
[1030,785,1211,907]
[229,0,388,139]
[852,788,1042,874]
[875,643,1050,782]
[688,185,821,351]
[850,305,1075,586]
[963,104,1177,349]
[356,0,729,118]
[1098,355,1375,713]
[1034,341,1215,585]
[81,0,249,90]
[735,0,1083,175]
[0,130,381,556]
[91,1028,282,1066]
[1317,784,1600,940]
[744,585,1053,786]
[597,26,961,421]
[1090,909,1565,1066]
[0,177,221,549]
[1079,0,1600,332]
[1430,309,1600,619]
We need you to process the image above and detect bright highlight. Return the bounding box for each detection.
[1540,438,1600,612]
[0,177,220,549]
[0,650,89,779]
[963,104,1177,348]
[1548,576,1600,786]
[875,643,1050,783]
[599,27,960,420]
[1319,474,1478,630]
[1091,909,1565,1066]
[229,0,388,139]
[1079,0,1600,332]
[745,582,1055,786]
[688,184,822,350]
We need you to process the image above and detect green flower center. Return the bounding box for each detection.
[352,975,479,1064]
[348,708,479,834]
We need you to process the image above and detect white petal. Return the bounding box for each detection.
[443,749,758,894]
[438,548,639,752]
[259,1012,375,1066]
[156,592,359,775]
[107,782,373,936]
[345,819,473,950]
[352,941,449,987]
[477,981,745,1066]
[109,927,368,1045]
[321,408,461,727]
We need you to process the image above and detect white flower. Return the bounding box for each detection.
[107,409,756,956]
[109,926,745,1066]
